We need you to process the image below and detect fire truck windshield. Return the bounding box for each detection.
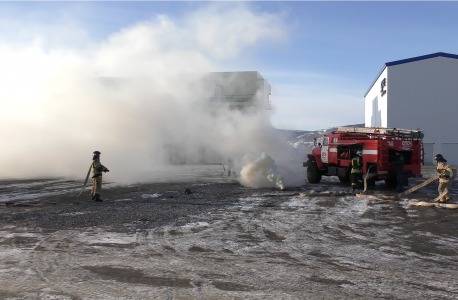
[315,137,324,147]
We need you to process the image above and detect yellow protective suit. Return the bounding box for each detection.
[437,161,453,202]
[91,159,109,196]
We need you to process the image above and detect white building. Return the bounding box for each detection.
[364,52,458,165]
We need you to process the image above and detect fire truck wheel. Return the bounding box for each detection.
[307,163,322,184]
[338,173,350,183]
[384,178,397,189]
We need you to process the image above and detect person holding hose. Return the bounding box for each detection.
[351,150,364,194]
[91,151,109,202]
[434,154,453,203]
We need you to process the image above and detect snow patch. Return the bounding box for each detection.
[181,222,210,229]
[78,231,135,245]
[141,194,162,198]
[2,233,38,239]
[58,212,88,216]
[114,198,133,202]
[284,196,307,207]
[239,197,266,202]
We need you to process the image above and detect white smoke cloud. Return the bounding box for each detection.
[186,3,287,60]
[0,3,303,187]
[239,153,285,190]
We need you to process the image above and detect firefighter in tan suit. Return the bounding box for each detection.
[91,151,109,202]
[435,154,453,203]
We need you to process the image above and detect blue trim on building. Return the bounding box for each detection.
[385,52,458,66]
[364,52,458,97]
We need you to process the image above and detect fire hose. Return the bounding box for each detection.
[358,169,458,209]
[77,164,93,198]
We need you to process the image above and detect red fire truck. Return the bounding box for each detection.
[304,127,424,188]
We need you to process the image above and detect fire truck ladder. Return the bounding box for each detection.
[337,127,424,140]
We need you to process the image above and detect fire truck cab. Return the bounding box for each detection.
[304,127,424,188]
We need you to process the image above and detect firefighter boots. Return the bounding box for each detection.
[94,194,103,202]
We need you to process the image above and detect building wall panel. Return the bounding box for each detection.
[437,57,458,144]
[386,57,441,144]
[442,143,458,167]
[365,67,388,127]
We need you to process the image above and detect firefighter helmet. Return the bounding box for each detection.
[356,150,362,156]
[93,151,101,160]
[434,153,446,162]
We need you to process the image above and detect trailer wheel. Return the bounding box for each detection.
[307,162,322,183]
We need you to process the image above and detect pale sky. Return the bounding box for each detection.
[1,1,457,130]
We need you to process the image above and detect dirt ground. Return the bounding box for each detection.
[1,165,458,299]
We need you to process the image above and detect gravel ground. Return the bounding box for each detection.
[1,166,458,299]
[0,165,246,232]
[17,181,253,232]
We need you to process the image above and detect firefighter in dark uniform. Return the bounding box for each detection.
[351,150,363,194]
[91,151,109,202]
[394,151,405,192]
[434,154,453,203]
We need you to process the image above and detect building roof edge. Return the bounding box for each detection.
[385,52,458,66]
[364,65,387,98]
[364,52,458,98]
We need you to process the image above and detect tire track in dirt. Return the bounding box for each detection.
[134,229,207,300]
[147,219,262,298]
[30,231,93,299]
[27,229,162,299]
[144,195,320,298]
